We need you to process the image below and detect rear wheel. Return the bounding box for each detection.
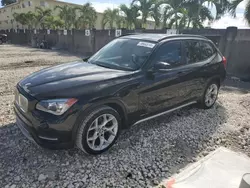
[76,106,121,155]
[0,40,3,45]
[199,82,219,109]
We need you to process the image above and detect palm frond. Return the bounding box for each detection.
[245,0,250,25]
[229,0,244,17]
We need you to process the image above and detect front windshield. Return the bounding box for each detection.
[88,38,156,71]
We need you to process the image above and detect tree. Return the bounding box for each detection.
[115,14,127,28]
[35,7,52,29]
[13,11,36,29]
[1,0,16,6]
[150,0,162,29]
[54,5,77,29]
[120,4,140,29]
[229,0,250,25]
[102,8,119,29]
[75,3,97,29]
[194,0,229,19]
[161,0,186,29]
[132,0,155,28]
[13,12,28,28]
[183,1,214,28]
[43,16,64,29]
[162,0,221,29]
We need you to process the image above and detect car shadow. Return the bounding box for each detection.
[223,78,250,94]
[114,102,227,173]
[0,102,227,187]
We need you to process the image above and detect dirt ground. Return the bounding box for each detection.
[0,45,250,188]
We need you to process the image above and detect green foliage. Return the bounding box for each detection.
[54,5,76,29]
[120,4,140,29]
[13,11,36,29]
[132,0,155,28]
[13,8,63,29]
[75,3,97,29]
[102,8,120,29]
[43,16,64,30]
[11,0,233,30]
[229,0,250,25]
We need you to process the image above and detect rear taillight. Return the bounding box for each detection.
[222,56,227,68]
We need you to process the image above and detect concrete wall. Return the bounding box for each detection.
[1,28,250,81]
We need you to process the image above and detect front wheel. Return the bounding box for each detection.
[199,82,219,109]
[76,106,121,155]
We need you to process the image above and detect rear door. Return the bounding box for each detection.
[182,39,218,99]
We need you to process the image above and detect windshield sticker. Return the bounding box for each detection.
[137,42,155,48]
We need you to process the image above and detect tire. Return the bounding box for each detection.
[0,40,2,45]
[76,105,121,155]
[199,81,219,109]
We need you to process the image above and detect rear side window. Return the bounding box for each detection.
[153,41,182,67]
[184,40,201,64]
[200,41,215,60]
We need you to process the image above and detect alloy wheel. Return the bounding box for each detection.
[205,84,218,107]
[86,114,118,151]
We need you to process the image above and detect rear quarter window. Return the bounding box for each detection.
[184,40,201,64]
[199,41,216,60]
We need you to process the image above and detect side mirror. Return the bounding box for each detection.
[82,56,90,62]
[154,61,172,71]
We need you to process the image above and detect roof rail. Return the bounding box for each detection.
[120,33,141,37]
[158,34,208,41]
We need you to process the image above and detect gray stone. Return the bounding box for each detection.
[38,174,47,181]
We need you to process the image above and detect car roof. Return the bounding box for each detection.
[121,33,207,42]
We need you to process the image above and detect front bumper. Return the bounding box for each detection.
[14,105,74,150]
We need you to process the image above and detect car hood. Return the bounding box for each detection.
[19,61,132,98]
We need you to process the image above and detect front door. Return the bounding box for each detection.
[138,40,190,116]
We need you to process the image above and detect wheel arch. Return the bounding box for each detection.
[72,99,128,142]
[207,75,221,88]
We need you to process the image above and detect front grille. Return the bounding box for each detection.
[15,88,28,112]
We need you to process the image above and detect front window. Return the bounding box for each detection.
[88,38,156,71]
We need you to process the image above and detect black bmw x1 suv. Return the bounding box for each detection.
[14,34,226,154]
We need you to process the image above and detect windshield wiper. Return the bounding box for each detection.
[94,62,113,69]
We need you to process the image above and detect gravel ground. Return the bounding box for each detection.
[0,45,250,188]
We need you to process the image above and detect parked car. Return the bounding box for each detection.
[14,34,226,155]
[0,34,7,44]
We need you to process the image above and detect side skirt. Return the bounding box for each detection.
[133,101,197,126]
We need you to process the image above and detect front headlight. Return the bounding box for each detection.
[36,98,78,115]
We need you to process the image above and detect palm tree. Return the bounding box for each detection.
[54,5,77,29]
[184,1,214,28]
[162,0,220,29]
[75,3,97,29]
[161,0,186,29]
[43,16,64,29]
[13,12,28,28]
[102,8,119,29]
[191,0,229,19]
[132,0,155,28]
[13,11,36,29]
[120,4,140,29]
[229,0,250,25]
[150,0,162,29]
[35,7,52,29]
